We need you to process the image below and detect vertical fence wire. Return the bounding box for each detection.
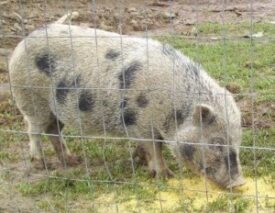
[167,0,186,206]
[194,0,210,207]
[220,0,234,211]
[248,0,259,211]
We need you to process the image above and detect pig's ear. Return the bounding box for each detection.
[193,104,216,126]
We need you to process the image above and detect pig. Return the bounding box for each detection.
[8,14,245,188]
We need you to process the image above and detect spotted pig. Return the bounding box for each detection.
[9,18,245,188]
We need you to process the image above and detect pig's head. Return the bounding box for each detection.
[174,104,245,189]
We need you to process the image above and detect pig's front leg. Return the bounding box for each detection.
[135,142,174,178]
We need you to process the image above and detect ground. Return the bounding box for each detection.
[0,0,274,212]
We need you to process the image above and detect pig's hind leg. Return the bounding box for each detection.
[45,118,81,167]
[25,113,80,169]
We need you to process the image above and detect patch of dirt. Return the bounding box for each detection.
[0,159,88,212]
[0,100,22,127]
[239,99,275,129]
[0,184,39,213]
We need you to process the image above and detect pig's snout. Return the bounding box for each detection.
[226,175,246,189]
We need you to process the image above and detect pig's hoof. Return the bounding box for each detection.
[66,155,82,167]
[31,158,53,170]
[150,168,174,179]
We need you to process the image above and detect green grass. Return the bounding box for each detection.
[0,131,26,162]
[196,22,275,38]
[205,194,250,213]
[241,128,275,179]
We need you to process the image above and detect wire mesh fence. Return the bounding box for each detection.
[0,0,274,212]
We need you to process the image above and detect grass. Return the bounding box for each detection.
[1,21,275,212]
[196,22,275,38]
[205,194,250,213]
[241,128,275,179]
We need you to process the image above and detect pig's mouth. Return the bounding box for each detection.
[201,168,246,189]
[206,175,246,189]
[225,175,246,189]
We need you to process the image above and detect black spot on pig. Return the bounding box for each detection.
[164,109,187,131]
[120,98,128,109]
[181,144,195,160]
[56,81,69,104]
[119,61,142,89]
[56,75,81,104]
[105,49,120,60]
[122,109,136,126]
[136,93,148,108]
[79,91,94,112]
[35,52,56,76]
[224,150,238,176]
